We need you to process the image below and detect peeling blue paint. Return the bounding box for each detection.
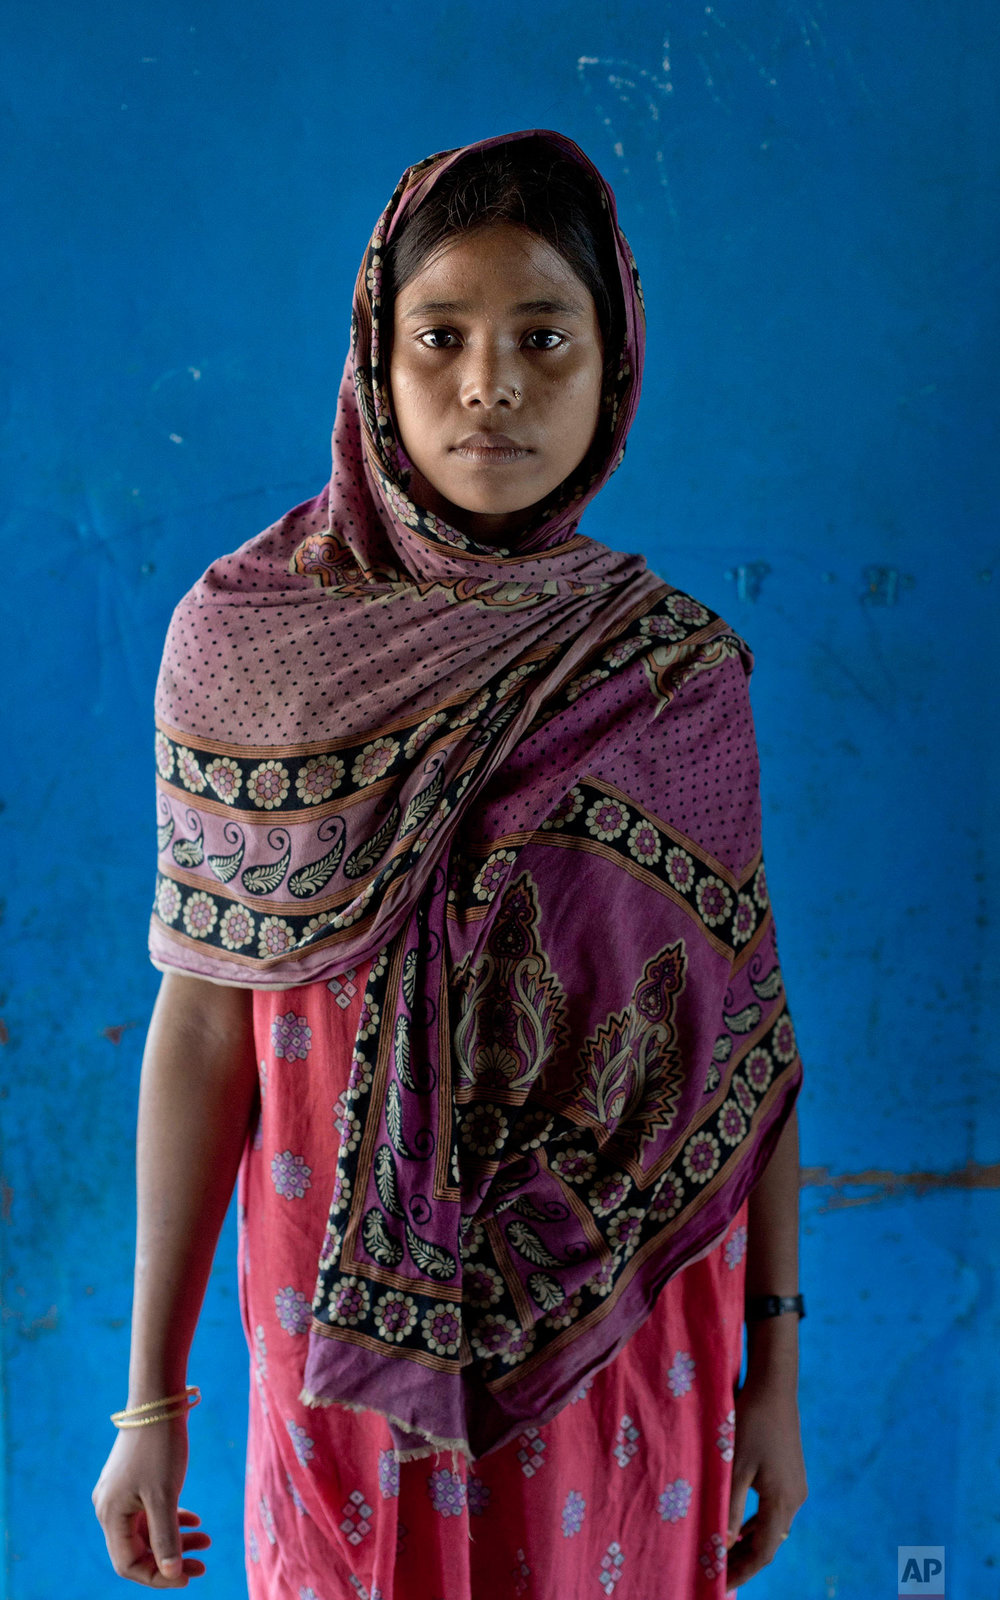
[725,560,772,603]
[860,565,916,606]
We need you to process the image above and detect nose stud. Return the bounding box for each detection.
[512,387,521,401]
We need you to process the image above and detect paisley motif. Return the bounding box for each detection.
[452,873,570,1100]
[567,943,687,1159]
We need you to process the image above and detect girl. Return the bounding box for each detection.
[93,128,807,1599]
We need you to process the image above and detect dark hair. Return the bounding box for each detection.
[383,138,624,381]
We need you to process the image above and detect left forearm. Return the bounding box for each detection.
[743,1102,801,1386]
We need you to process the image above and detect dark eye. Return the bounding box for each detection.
[418,328,459,349]
[525,329,566,350]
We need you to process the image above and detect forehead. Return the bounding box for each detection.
[395,223,594,315]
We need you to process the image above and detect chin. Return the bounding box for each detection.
[459,498,532,517]
[444,483,542,515]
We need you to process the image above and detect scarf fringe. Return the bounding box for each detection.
[298,1385,472,1470]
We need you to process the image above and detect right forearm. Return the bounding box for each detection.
[127,974,258,1403]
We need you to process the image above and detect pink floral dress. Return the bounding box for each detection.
[237,962,747,1600]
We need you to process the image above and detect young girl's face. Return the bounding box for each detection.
[389,222,605,544]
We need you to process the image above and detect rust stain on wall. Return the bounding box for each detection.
[801,1160,1000,1211]
[103,1020,139,1045]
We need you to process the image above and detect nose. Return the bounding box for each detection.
[458,342,521,409]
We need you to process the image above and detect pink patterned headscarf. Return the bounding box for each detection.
[150,129,803,1462]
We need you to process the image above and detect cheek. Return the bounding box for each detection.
[387,358,429,447]
[549,367,603,455]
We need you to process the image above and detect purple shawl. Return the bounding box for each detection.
[150,129,803,1462]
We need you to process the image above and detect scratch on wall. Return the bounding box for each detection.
[577,5,872,217]
[725,561,771,602]
[801,1159,1000,1212]
[576,43,677,218]
[860,565,915,606]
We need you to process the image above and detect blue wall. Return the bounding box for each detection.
[3,4,997,1597]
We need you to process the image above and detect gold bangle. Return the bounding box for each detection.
[110,1386,201,1427]
[112,1385,199,1417]
[112,1406,190,1428]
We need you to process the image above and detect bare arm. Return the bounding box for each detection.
[92,972,258,1588]
[726,1099,809,1587]
[744,1100,802,1385]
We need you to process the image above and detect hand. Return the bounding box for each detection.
[724,1372,807,1591]
[92,1418,211,1586]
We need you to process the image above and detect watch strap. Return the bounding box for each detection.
[745,1292,806,1321]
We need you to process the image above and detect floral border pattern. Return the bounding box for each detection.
[310,864,799,1391]
[449,779,768,958]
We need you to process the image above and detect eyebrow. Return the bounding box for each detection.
[401,297,586,320]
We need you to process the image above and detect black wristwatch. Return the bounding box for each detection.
[745,1293,806,1321]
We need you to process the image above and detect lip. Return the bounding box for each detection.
[451,431,532,464]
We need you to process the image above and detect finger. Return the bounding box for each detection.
[176,1509,211,1556]
[104,1507,157,1584]
[101,1508,203,1588]
[751,1501,794,1556]
[143,1493,184,1581]
[725,1477,752,1548]
[149,1513,210,1582]
[726,1512,765,1582]
[179,1531,212,1554]
[726,1510,793,1586]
